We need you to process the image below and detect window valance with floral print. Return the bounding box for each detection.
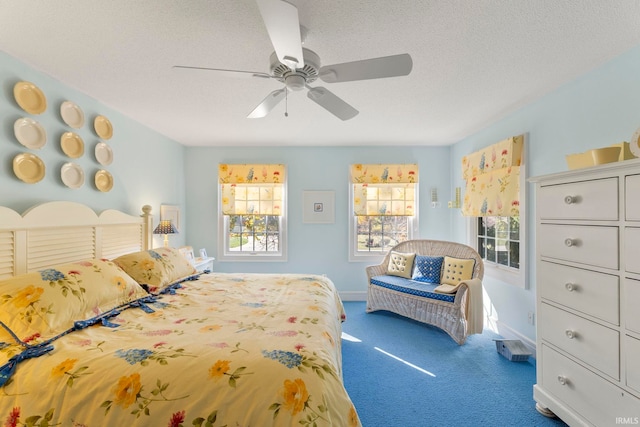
[461,135,523,217]
[350,164,418,216]
[219,164,285,215]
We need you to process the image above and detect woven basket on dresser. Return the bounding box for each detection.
[365,239,484,345]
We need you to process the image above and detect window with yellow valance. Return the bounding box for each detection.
[219,164,285,215]
[461,135,524,217]
[350,164,418,216]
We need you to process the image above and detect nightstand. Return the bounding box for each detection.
[193,257,215,274]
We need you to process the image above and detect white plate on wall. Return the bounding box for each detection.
[60,101,85,128]
[61,162,84,189]
[631,127,640,158]
[95,142,113,165]
[14,117,47,149]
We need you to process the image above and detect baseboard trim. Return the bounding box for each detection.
[493,318,537,358]
[340,291,367,301]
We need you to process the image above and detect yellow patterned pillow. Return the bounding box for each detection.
[441,256,475,286]
[387,251,416,279]
[113,247,197,294]
[0,259,148,343]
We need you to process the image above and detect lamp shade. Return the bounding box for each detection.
[153,220,178,235]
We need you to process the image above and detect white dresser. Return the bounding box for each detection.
[531,159,640,426]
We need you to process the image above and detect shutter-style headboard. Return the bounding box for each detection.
[0,202,153,279]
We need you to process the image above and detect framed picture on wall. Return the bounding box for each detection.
[160,204,180,231]
[302,191,335,224]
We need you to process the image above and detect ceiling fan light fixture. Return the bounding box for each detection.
[285,74,306,91]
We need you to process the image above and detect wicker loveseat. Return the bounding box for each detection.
[366,239,484,345]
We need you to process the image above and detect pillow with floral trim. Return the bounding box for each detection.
[113,247,197,294]
[0,259,148,343]
[412,255,444,283]
[387,251,416,279]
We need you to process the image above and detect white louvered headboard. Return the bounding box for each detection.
[0,202,153,280]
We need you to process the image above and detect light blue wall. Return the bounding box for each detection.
[184,146,452,295]
[450,44,640,342]
[5,40,640,344]
[0,51,186,249]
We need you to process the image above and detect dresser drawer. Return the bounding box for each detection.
[538,224,619,270]
[539,303,619,379]
[541,345,640,427]
[538,261,619,325]
[625,228,640,275]
[627,335,640,394]
[538,178,618,220]
[624,278,640,334]
[625,174,640,221]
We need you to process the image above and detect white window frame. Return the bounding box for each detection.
[217,181,288,262]
[348,183,419,262]
[466,165,527,289]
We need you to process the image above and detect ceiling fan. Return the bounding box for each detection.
[174,0,413,121]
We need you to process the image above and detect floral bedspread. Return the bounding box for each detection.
[0,273,360,427]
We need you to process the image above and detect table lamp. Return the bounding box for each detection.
[153,220,178,247]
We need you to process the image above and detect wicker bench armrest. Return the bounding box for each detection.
[366,264,387,279]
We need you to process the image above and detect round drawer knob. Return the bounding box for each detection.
[565,329,577,339]
[564,195,576,204]
[557,375,568,386]
[565,283,576,292]
[564,238,576,247]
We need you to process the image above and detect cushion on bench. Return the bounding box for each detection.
[370,275,455,303]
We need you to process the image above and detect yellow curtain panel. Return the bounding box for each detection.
[350,164,418,216]
[219,164,285,215]
[461,135,524,217]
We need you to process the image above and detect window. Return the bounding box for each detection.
[476,216,519,269]
[349,164,418,261]
[469,213,525,288]
[218,164,287,261]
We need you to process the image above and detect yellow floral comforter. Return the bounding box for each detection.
[0,273,360,427]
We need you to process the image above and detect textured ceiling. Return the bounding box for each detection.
[2,0,640,147]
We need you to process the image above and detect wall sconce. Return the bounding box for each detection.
[153,220,178,247]
[448,187,461,209]
[430,187,440,208]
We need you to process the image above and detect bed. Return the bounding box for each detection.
[0,202,360,427]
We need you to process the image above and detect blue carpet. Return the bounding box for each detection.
[341,301,567,427]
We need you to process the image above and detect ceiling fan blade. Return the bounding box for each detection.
[173,65,273,79]
[319,53,413,83]
[247,88,287,118]
[306,86,358,121]
[256,0,304,70]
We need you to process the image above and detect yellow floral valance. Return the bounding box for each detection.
[461,135,523,217]
[350,164,418,216]
[219,164,285,215]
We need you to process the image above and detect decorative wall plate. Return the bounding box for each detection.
[61,162,85,189]
[95,169,113,192]
[13,153,45,183]
[95,142,113,166]
[60,132,85,158]
[60,101,85,128]
[14,117,47,149]
[13,81,47,114]
[94,115,113,139]
[630,127,640,158]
